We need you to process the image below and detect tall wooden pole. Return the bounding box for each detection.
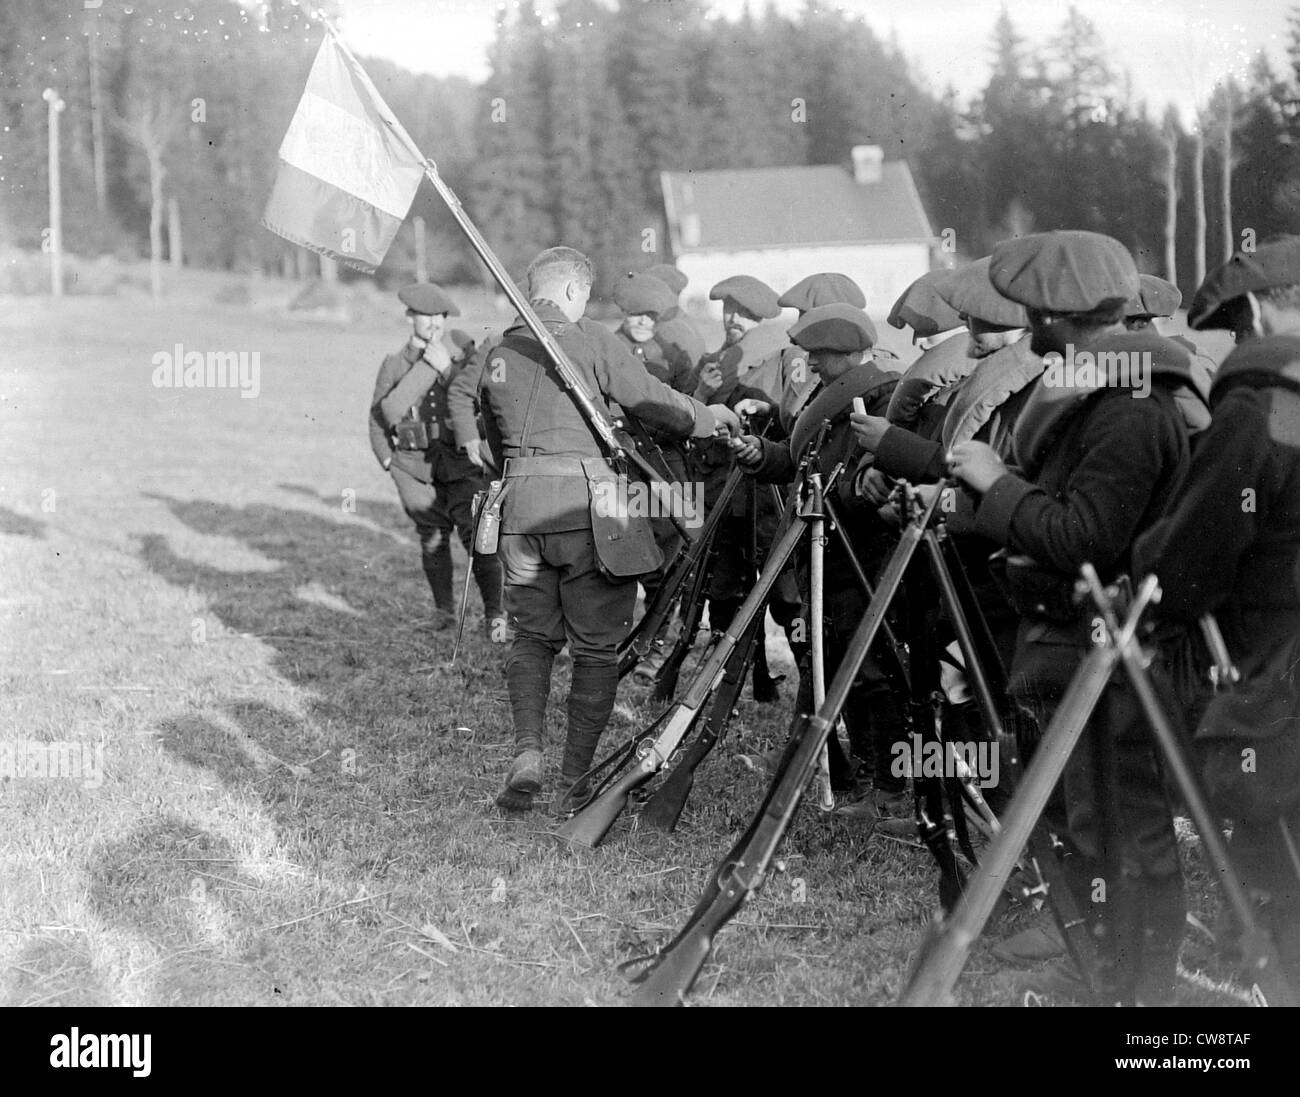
[413,215,428,282]
[43,88,66,298]
[1221,84,1234,263]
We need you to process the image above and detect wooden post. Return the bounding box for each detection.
[43,88,65,297]
[413,215,428,281]
[168,196,183,269]
[1192,118,1206,289]
[1221,84,1234,263]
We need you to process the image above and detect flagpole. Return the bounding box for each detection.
[306,10,700,524]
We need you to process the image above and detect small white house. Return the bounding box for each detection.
[661,146,937,318]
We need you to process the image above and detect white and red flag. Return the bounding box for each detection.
[261,33,424,274]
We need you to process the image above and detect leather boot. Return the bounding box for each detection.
[495,640,554,811]
[557,658,619,816]
[423,532,455,615]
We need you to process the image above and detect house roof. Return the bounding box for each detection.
[661,162,935,253]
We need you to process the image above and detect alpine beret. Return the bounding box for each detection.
[990,231,1139,313]
[448,329,475,351]
[887,269,963,338]
[397,282,460,317]
[644,263,688,297]
[1126,273,1182,319]
[1188,235,1300,330]
[937,256,1028,328]
[778,272,866,312]
[613,272,676,317]
[709,274,781,319]
[788,303,877,353]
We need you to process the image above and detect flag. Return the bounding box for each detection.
[261,34,425,274]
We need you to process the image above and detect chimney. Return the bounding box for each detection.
[851,145,883,185]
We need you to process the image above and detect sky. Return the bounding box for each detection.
[330,0,1294,125]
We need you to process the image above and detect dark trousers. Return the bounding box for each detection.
[392,464,502,616]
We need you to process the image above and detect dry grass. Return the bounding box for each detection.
[0,284,1244,1006]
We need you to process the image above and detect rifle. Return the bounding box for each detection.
[449,489,486,666]
[807,465,835,812]
[617,463,746,678]
[898,572,1160,1007]
[648,520,722,702]
[639,611,765,832]
[315,20,705,543]
[1086,572,1296,1008]
[556,485,818,850]
[921,523,1099,986]
[630,482,945,1005]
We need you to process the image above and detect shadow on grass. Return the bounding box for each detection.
[276,481,414,541]
[0,505,45,539]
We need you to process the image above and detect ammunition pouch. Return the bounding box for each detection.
[394,417,437,451]
[473,479,507,556]
[989,549,1078,623]
[583,457,663,581]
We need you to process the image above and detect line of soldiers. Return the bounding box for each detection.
[371,230,1300,1006]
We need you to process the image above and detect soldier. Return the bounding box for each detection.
[1124,273,1214,432]
[445,247,738,814]
[730,304,909,814]
[688,275,787,697]
[883,268,969,434]
[644,262,705,368]
[610,272,695,683]
[1134,235,1300,994]
[368,283,504,636]
[946,230,1203,1005]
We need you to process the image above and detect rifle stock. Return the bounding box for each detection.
[558,508,810,849]
[641,616,763,831]
[630,484,943,1005]
[898,575,1158,1007]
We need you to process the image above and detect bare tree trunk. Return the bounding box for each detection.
[167,197,182,270]
[148,150,165,301]
[320,254,338,283]
[88,27,107,213]
[295,248,311,280]
[1221,87,1234,262]
[1163,124,1178,285]
[1192,121,1206,289]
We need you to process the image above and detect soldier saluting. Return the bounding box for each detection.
[446,247,738,813]
[368,283,505,636]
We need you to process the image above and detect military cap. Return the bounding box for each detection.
[888,269,963,338]
[397,282,460,317]
[778,272,866,312]
[1188,235,1300,330]
[990,231,1139,313]
[448,329,475,351]
[787,303,877,353]
[937,256,1028,328]
[644,263,688,297]
[709,275,781,319]
[613,272,676,317]
[1126,273,1182,319]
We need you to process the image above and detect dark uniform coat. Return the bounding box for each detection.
[446,301,716,658]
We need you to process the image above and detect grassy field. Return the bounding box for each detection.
[0,276,1244,1007]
